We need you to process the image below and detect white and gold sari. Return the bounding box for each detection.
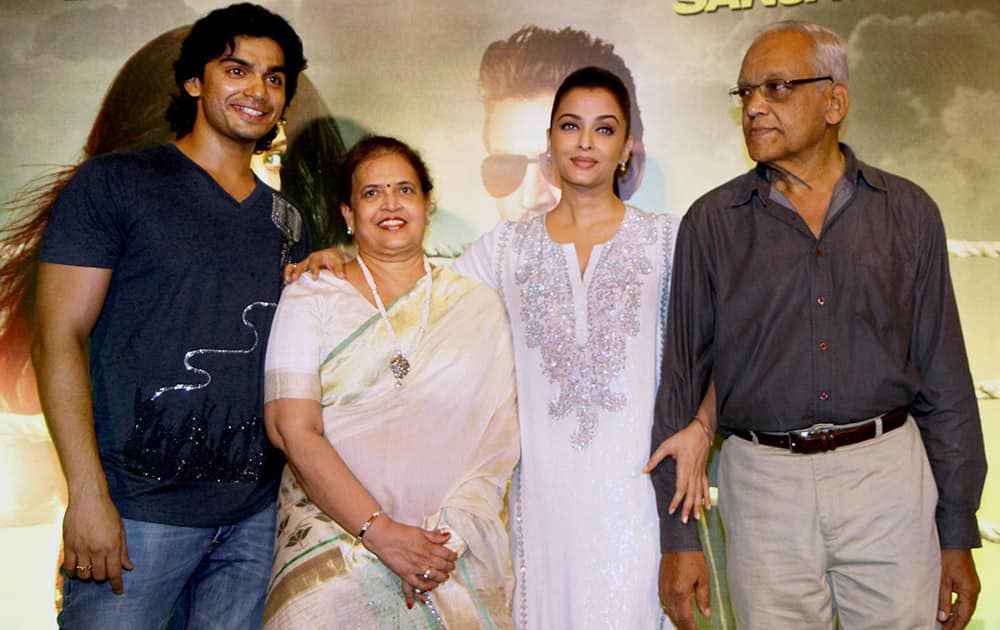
[262,267,518,630]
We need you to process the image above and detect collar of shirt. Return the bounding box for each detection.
[726,143,888,211]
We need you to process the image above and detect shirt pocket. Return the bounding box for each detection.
[850,252,915,334]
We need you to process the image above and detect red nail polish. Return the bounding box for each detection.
[442,532,451,538]
[407,601,413,610]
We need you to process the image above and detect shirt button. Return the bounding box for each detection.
[817,296,826,305]
[819,342,829,351]
[819,392,830,401]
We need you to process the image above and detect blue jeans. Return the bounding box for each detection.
[59,503,276,630]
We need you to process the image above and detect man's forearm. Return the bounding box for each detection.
[914,390,985,548]
[649,442,703,552]
[657,502,704,551]
[910,210,986,549]
[651,381,712,552]
[32,262,115,499]
[32,330,110,499]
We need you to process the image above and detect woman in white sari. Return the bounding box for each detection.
[262,136,518,629]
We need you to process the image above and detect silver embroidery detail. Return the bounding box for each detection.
[512,208,658,448]
[656,214,677,369]
[512,464,528,630]
[494,220,514,306]
[149,301,275,401]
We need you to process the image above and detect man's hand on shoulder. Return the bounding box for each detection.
[284,248,348,283]
[938,548,980,629]
[659,551,711,630]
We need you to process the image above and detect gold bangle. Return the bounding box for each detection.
[691,416,714,442]
[358,510,383,539]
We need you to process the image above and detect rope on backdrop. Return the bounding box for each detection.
[946,240,997,401]
[949,240,1000,258]
[975,381,1000,401]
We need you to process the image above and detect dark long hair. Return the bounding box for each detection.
[280,115,349,248]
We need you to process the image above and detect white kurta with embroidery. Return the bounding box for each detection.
[453,207,677,630]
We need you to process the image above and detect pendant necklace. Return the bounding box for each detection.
[356,254,432,389]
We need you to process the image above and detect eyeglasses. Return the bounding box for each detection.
[729,76,833,106]
[481,152,558,199]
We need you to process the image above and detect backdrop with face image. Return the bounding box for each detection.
[0,1,997,627]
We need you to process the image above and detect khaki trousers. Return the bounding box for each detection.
[719,418,940,629]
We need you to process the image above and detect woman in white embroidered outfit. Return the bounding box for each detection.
[451,67,714,629]
[262,136,518,629]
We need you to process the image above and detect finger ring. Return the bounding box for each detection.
[422,568,432,580]
[76,565,92,573]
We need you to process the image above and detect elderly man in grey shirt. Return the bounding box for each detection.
[652,20,986,630]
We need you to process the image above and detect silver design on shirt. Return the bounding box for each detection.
[272,193,303,272]
[271,194,303,243]
[512,207,657,448]
[149,301,275,401]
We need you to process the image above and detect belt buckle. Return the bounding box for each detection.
[793,422,836,453]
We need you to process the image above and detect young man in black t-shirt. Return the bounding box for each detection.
[34,4,308,627]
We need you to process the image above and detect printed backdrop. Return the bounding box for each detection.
[1,0,997,627]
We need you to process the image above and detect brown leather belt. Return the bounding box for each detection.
[729,408,908,454]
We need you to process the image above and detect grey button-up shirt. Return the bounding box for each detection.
[653,145,986,552]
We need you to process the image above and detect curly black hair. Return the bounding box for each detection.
[166,3,306,152]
